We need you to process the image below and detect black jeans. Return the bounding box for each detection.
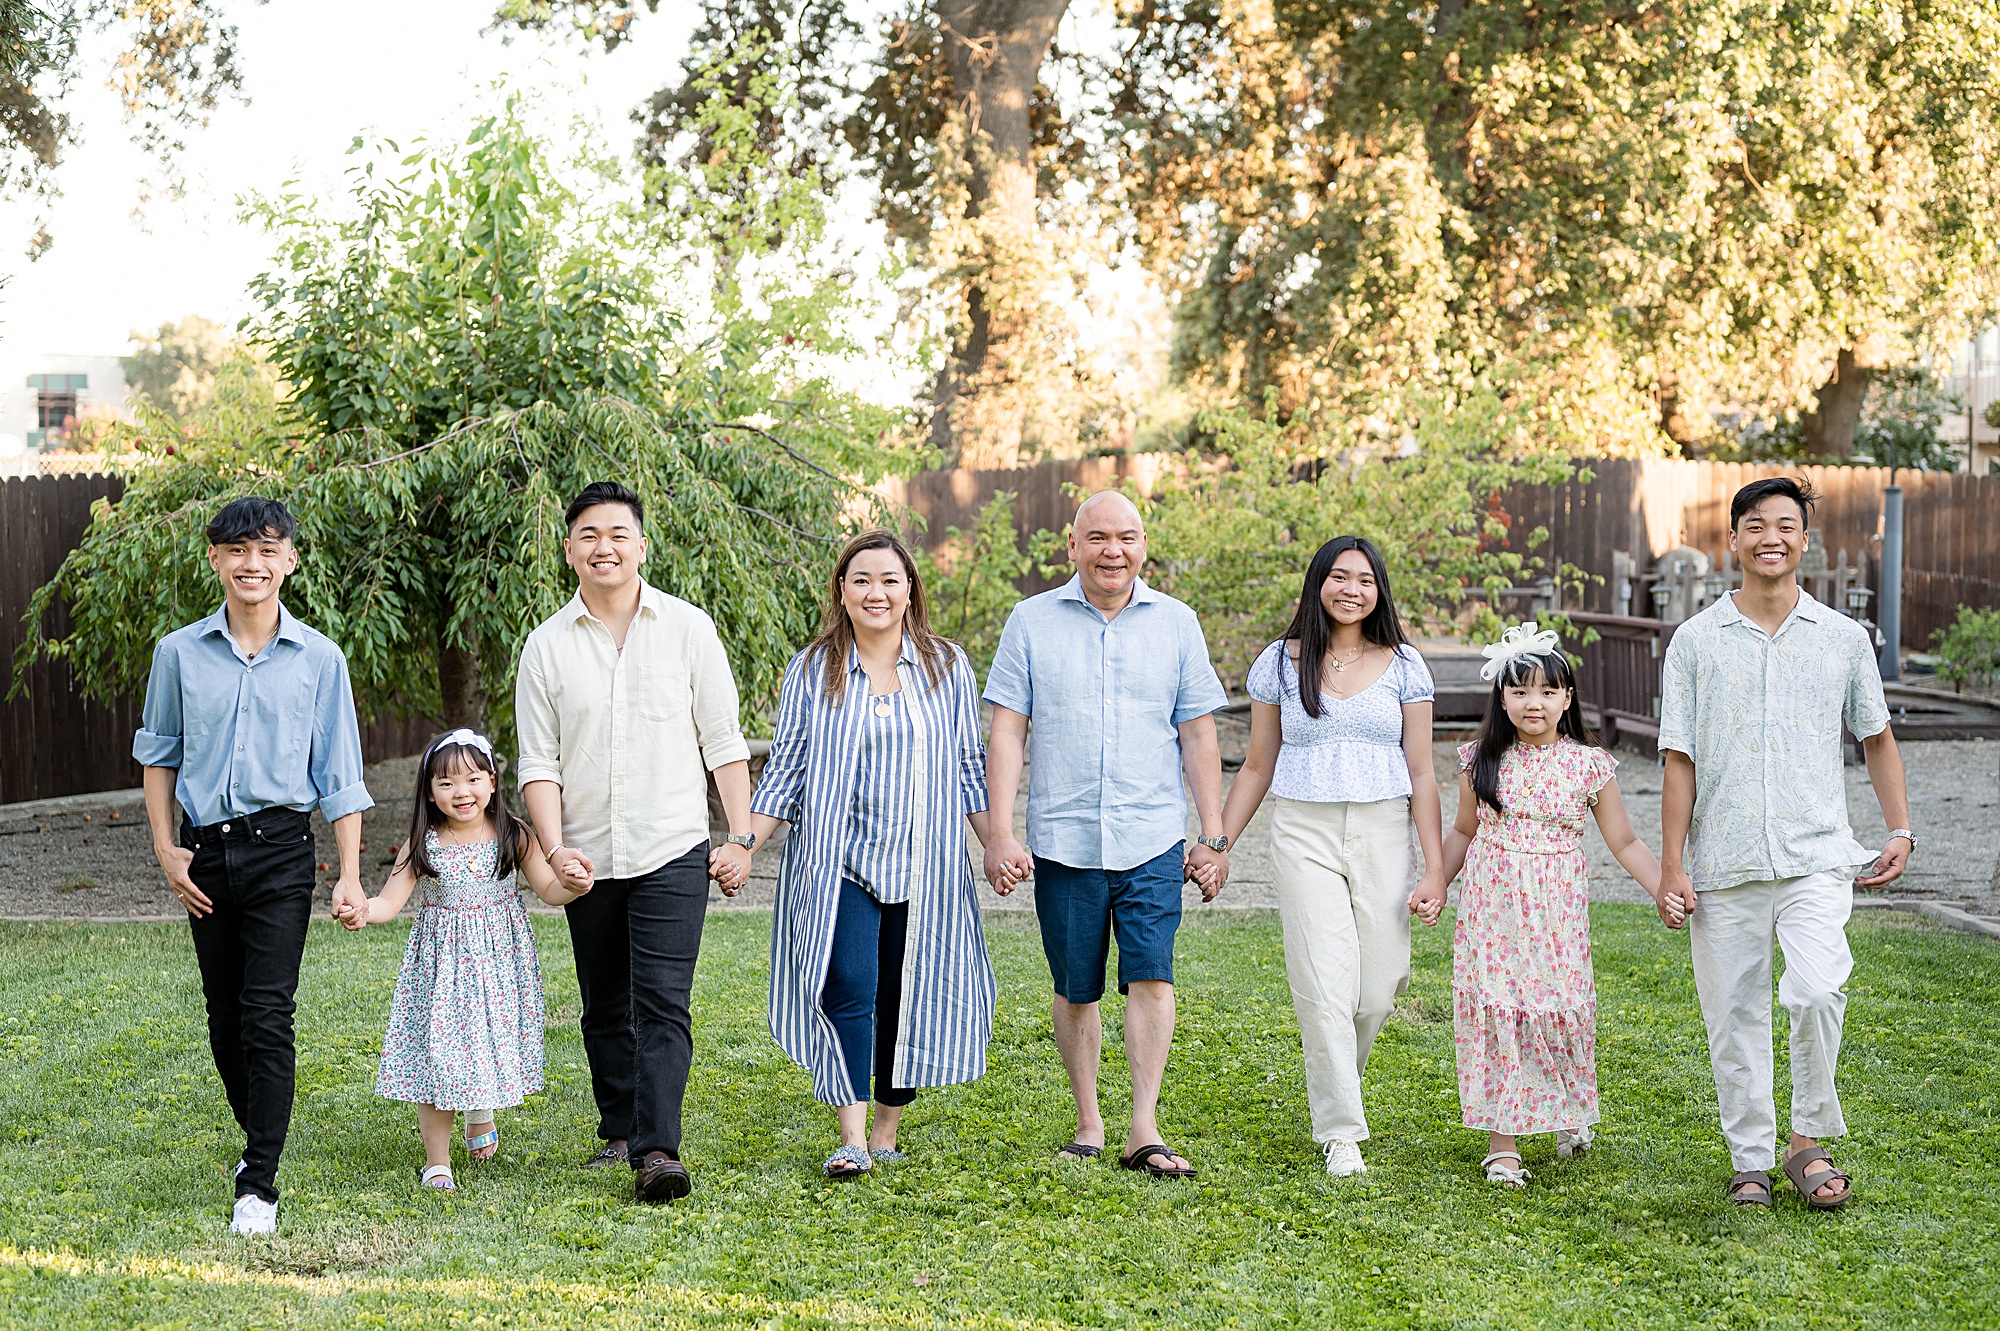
[821,878,915,1107]
[181,807,316,1204]
[564,841,710,1162]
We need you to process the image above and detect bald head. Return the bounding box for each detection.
[1067,489,1148,613]
[1073,490,1144,536]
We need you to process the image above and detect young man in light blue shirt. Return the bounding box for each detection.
[983,491,1228,1178]
[135,497,373,1236]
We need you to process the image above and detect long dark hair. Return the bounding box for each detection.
[1280,535,1410,718]
[1469,650,1598,814]
[398,732,532,881]
[809,529,952,703]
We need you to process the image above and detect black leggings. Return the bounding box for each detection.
[820,878,915,1107]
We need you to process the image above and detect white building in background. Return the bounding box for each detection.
[0,351,133,455]
[1942,327,2000,475]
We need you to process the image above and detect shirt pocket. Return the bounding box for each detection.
[632,659,692,724]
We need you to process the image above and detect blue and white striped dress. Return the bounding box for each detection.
[751,637,996,1106]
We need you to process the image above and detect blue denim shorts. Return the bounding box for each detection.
[1032,843,1185,1004]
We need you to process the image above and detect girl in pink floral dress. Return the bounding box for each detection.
[1437,625,1678,1189]
[350,730,590,1191]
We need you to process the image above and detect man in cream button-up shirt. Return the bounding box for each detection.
[517,481,754,1205]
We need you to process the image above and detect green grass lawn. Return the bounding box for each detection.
[0,907,1995,1329]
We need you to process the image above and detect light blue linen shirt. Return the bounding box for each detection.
[983,575,1227,871]
[132,603,374,828]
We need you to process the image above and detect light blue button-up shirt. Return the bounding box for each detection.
[132,603,374,828]
[984,576,1227,871]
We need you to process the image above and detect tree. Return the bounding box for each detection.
[16,103,916,743]
[122,314,240,419]
[494,0,1090,468]
[1,1,246,256]
[1105,0,2000,459]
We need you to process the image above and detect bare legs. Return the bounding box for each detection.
[417,1104,496,1169]
[1053,980,1191,1170]
[835,1101,907,1154]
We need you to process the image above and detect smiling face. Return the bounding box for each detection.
[1728,493,1809,584]
[1501,667,1573,743]
[1318,549,1380,629]
[840,545,911,638]
[564,501,647,594]
[206,530,298,608]
[429,758,496,830]
[1068,493,1147,604]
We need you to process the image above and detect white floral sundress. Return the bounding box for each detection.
[374,831,547,1111]
[1453,738,1616,1135]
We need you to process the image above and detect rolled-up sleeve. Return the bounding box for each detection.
[981,607,1032,715]
[1171,612,1228,724]
[749,655,812,821]
[951,650,989,814]
[1844,631,1891,740]
[309,649,373,822]
[133,641,185,768]
[514,639,563,789]
[1657,633,1697,759]
[690,620,751,770]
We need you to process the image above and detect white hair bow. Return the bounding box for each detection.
[427,728,495,760]
[1479,621,1562,682]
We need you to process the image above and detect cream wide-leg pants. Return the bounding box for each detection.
[1268,796,1415,1144]
[1688,868,1853,1172]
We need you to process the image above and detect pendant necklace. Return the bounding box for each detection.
[874,695,893,719]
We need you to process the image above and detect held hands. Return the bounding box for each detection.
[1407,871,1446,928]
[983,834,1030,896]
[549,846,595,894]
[1185,843,1229,902]
[708,842,752,897]
[1855,835,1912,889]
[1655,864,1697,930]
[330,876,369,931]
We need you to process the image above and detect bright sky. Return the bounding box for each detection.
[0,0,696,357]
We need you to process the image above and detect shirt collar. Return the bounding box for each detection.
[846,635,923,673]
[1056,573,1159,610]
[1717,586,1830,633]
[197,602,306,649]
[563,580,664,627]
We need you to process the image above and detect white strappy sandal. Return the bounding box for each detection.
[1556,1125,1594,1158]
[1482,1152,1531,1189]
[420,1164,456,1191]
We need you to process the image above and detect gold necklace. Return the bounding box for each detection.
[1328,644,1366,673]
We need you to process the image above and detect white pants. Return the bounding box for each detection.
[1688,869,1853,1172]
[1269,796,1414,1144]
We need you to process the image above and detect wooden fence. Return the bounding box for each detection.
[881,455,2000,649]
[1,473,433,806]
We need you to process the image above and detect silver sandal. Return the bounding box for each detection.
[823,1144,872,1179]
[419,1164,456,1191]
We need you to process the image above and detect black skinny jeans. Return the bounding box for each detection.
[181,807,316,1204]
[564,841,710,1162]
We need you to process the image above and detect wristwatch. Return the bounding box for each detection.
[1196,834,1230,853]
[1886,828,1916,849]
[725,832,757,850]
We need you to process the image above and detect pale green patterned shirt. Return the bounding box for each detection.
[1658,589,1891,893]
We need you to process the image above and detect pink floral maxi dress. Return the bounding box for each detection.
[375,831,547,1111]
[1453,738,1617,1134]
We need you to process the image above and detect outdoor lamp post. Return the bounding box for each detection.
[1649,582,1673,620]
[1702,570,1729,608]
[1844,583,1875,619]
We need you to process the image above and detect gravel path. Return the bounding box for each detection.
[3,733,1994,921]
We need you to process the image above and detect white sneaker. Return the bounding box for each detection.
[1323,1140,1368,1177]
[230,1193,278,1236]
[233,1158,247,1179]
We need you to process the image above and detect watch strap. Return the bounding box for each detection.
[1886,828,1916,848]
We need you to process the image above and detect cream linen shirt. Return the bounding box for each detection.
[515,582,751,880]
[1657,588,1891,893]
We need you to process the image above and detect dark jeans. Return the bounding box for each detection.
[821,877,915,1108]
[181,806,316,1204]
[564,841,710,1162]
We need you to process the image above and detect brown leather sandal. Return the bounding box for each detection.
[1727,1170,1772,1207]
[1782,1147,1851,1210]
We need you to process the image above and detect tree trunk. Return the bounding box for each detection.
[437,641,487,733]
[1656,370,1696,450]
[931,0,1069,469]
[1800,346,1876,460]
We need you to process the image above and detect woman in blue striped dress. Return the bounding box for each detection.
[713,530,997,1178]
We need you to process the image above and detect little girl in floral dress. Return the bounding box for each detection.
[1435,624,1680,1188]
[351,729,589,1191]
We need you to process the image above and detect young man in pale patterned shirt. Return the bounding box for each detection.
[515,481,758,1205]
[1657,477,1913,1212]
